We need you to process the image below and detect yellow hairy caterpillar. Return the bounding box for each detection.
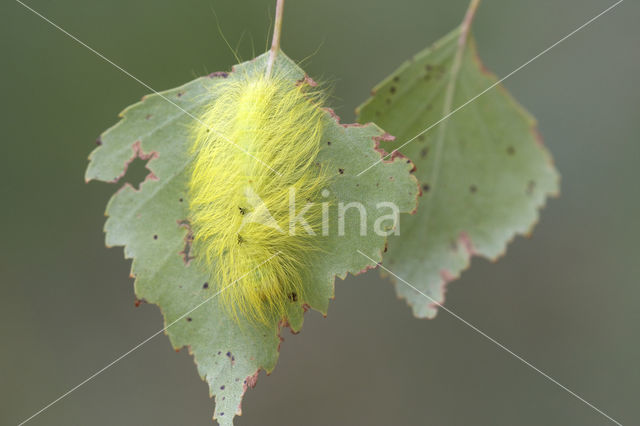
[188,66,329,323]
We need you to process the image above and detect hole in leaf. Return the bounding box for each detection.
[121,156,151,190]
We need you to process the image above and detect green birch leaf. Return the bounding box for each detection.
[357,21,559,318]
[86,52,418,425]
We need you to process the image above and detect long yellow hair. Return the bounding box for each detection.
[188,67,328,323]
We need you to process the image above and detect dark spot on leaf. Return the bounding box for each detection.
[186,317,192,322]
[422,184,430,192]
[153,234,158,240]
[526,180,536,195]
[338,168,344,174]
[177,220,195,265]
[420,148,429,158]
[237,234,244,244]
[177,92,183,97]
[470,185,478,194]
[393,76,400,82]
[239,207,247,215]
[327,141,331,145]
[390,86,396,94]
[288,292,298,302]
[507,146,515,155]
[226,352,232,357]
[145,114,152,120]
[95,139,102,146]
[203,282,209,289]
[179,197,183,202]
[220,413,224,416]
[220,385,225,390]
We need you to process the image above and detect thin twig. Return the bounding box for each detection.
[461,0,481,42]
[266,0,285,77]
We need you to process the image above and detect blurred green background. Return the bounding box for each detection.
[2,0,638,425]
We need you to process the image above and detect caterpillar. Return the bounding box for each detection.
[188,65,329,324]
